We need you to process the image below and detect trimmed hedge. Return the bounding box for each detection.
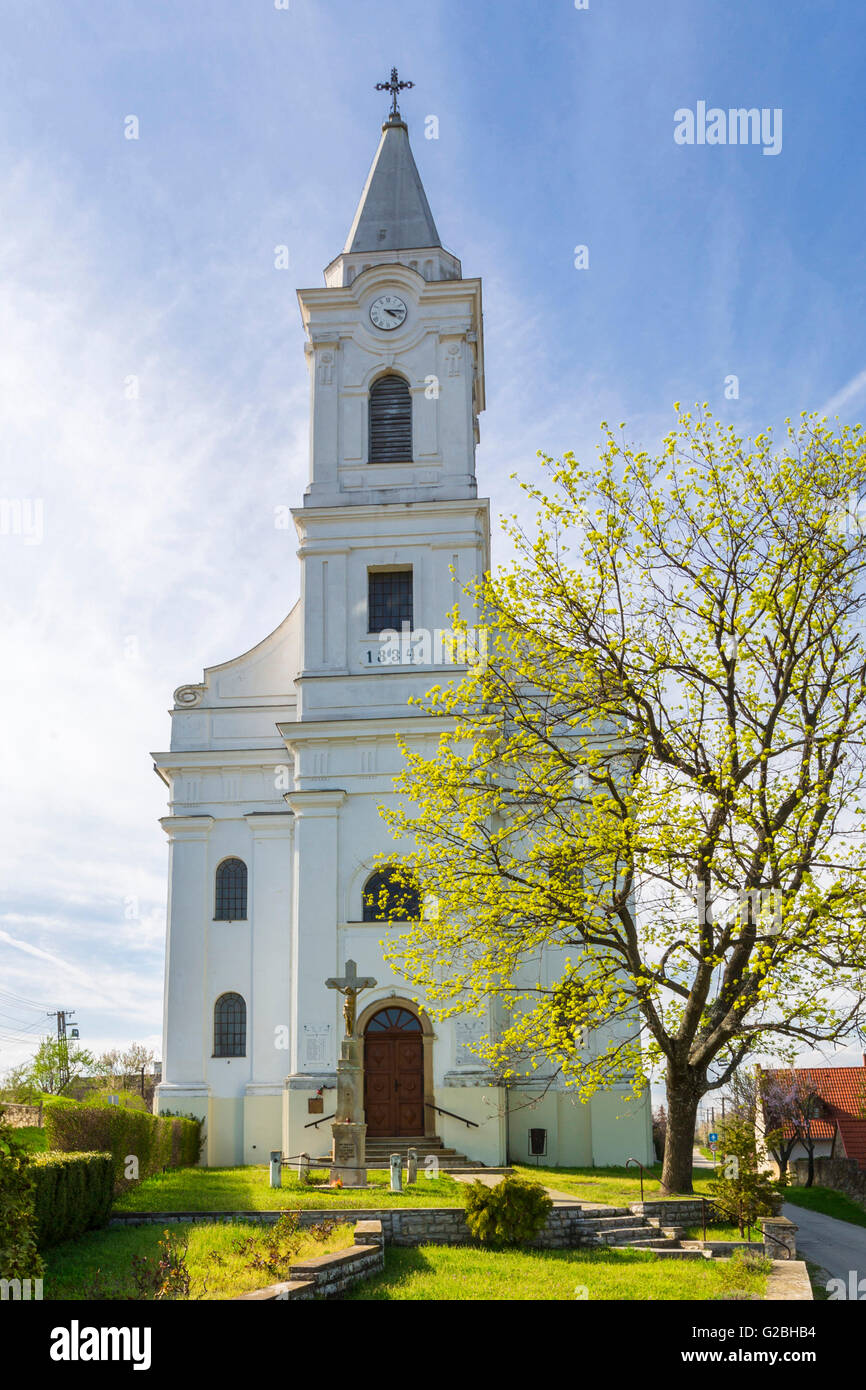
[30,1152,114,1248]
[0,1105,43,1277]
[44,1099,201,1190]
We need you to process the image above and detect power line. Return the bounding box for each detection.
[0,985,50,1010]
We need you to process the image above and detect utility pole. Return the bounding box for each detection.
[46,1009,76,1091]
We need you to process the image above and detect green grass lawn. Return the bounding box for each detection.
[343,1244,770,1301]
[682,1223,756,1242]
[14,1125,47,1152]
[512,1163,716,1206]
[43,1219,355,1300]
[784,1185,866,1229]
[113,1165,465,1212]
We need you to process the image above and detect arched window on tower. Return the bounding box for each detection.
[215,858,247,921]
[369,374,412,463]
[362,867,421,922]
[213,991,246,1057]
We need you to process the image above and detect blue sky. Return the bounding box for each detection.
[1,0,865,1074]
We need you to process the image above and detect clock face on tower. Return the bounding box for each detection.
[369,294,408,331]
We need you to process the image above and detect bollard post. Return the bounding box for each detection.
[297,1151,310,1183]
[390,1152,403,1193]
[269,1151,282,1188]
[406,1147,418,1184]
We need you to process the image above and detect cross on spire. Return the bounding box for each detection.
[376,66,414,121]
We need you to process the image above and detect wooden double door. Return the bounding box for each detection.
[364,1006,425,1136]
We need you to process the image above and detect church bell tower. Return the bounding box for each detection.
[292,69,489,724]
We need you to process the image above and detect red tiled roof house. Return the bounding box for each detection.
[756,1057,866,1175]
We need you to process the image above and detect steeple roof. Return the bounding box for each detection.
[343,116,442,255]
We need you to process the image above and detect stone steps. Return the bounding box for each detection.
[573,1206,714,1258]
[313,1137,482,1171]
[592,1225,668,1245]
[575,1214,653,1231]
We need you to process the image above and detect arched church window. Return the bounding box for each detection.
[213,992,246,1057]
[365,1006,422,1033]
[215,858,247,921]
[369,374,412,463]
[362,867,421,922]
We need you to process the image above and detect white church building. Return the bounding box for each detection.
[153,80,653,1171]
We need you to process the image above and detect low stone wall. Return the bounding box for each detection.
[1,1103,42,1127]
[765,1260,813,1301]
[112,1205,596,1248]
[760,1215,798,1260]
[629,1199,719,1225]
[234,1220,385,1301]
[791,1157,866,1209]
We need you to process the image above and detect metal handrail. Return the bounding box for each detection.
[625,1156,646,1203]
[425,1101,479,1129]
[303,1112,336,1129]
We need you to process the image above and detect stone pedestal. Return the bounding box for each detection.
[331,1035,367,1187]
[760,1215,798,1260]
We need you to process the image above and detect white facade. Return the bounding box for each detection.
[153,106,653,1169]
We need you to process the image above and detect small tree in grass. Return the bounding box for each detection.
[463,1175,553,1248]
[709,1114,780,1238]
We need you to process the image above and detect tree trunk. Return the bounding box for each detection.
[660,1076,700,1194]
[806,1145,814,1187]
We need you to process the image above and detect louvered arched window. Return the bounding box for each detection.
[213,992,246,1057]
[215,858,247,921]
[369,374,412,463]
[362,867,421,922]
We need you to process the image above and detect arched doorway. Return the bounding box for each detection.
[364,1005,425,1136]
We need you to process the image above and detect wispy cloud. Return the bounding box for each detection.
[817,368,866,419]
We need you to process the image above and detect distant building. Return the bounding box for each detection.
[757,1056,866,1173]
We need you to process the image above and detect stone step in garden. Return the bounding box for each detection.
[575,1214,654,1231]
[595,1230,661,1245]
[363,1160,482,1168]
[613,1236,682,1249]
[576,1205,633,1217]
[634,1247,712,1260]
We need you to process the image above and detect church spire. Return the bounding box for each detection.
[324,71,461,286]
[343,70,441,256]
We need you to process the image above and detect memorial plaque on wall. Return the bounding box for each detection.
[303,1022,331,1066]
[455,1016,485,1066]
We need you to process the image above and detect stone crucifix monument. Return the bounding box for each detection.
[325,959,377,1187]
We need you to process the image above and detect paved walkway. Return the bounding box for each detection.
[692,1147,715,1170]
[783,1200,866,1287]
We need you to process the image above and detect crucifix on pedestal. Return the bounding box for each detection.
[325,959,377,1186]
[326,958,378,1039]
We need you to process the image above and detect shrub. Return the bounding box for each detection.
[44,1098,201,1191]
[0,1104,43,1279]
[709,1115,780,1237]
[463,1175,553,1248]
[30,1152,114,1248]
[131,1228,192,1300]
